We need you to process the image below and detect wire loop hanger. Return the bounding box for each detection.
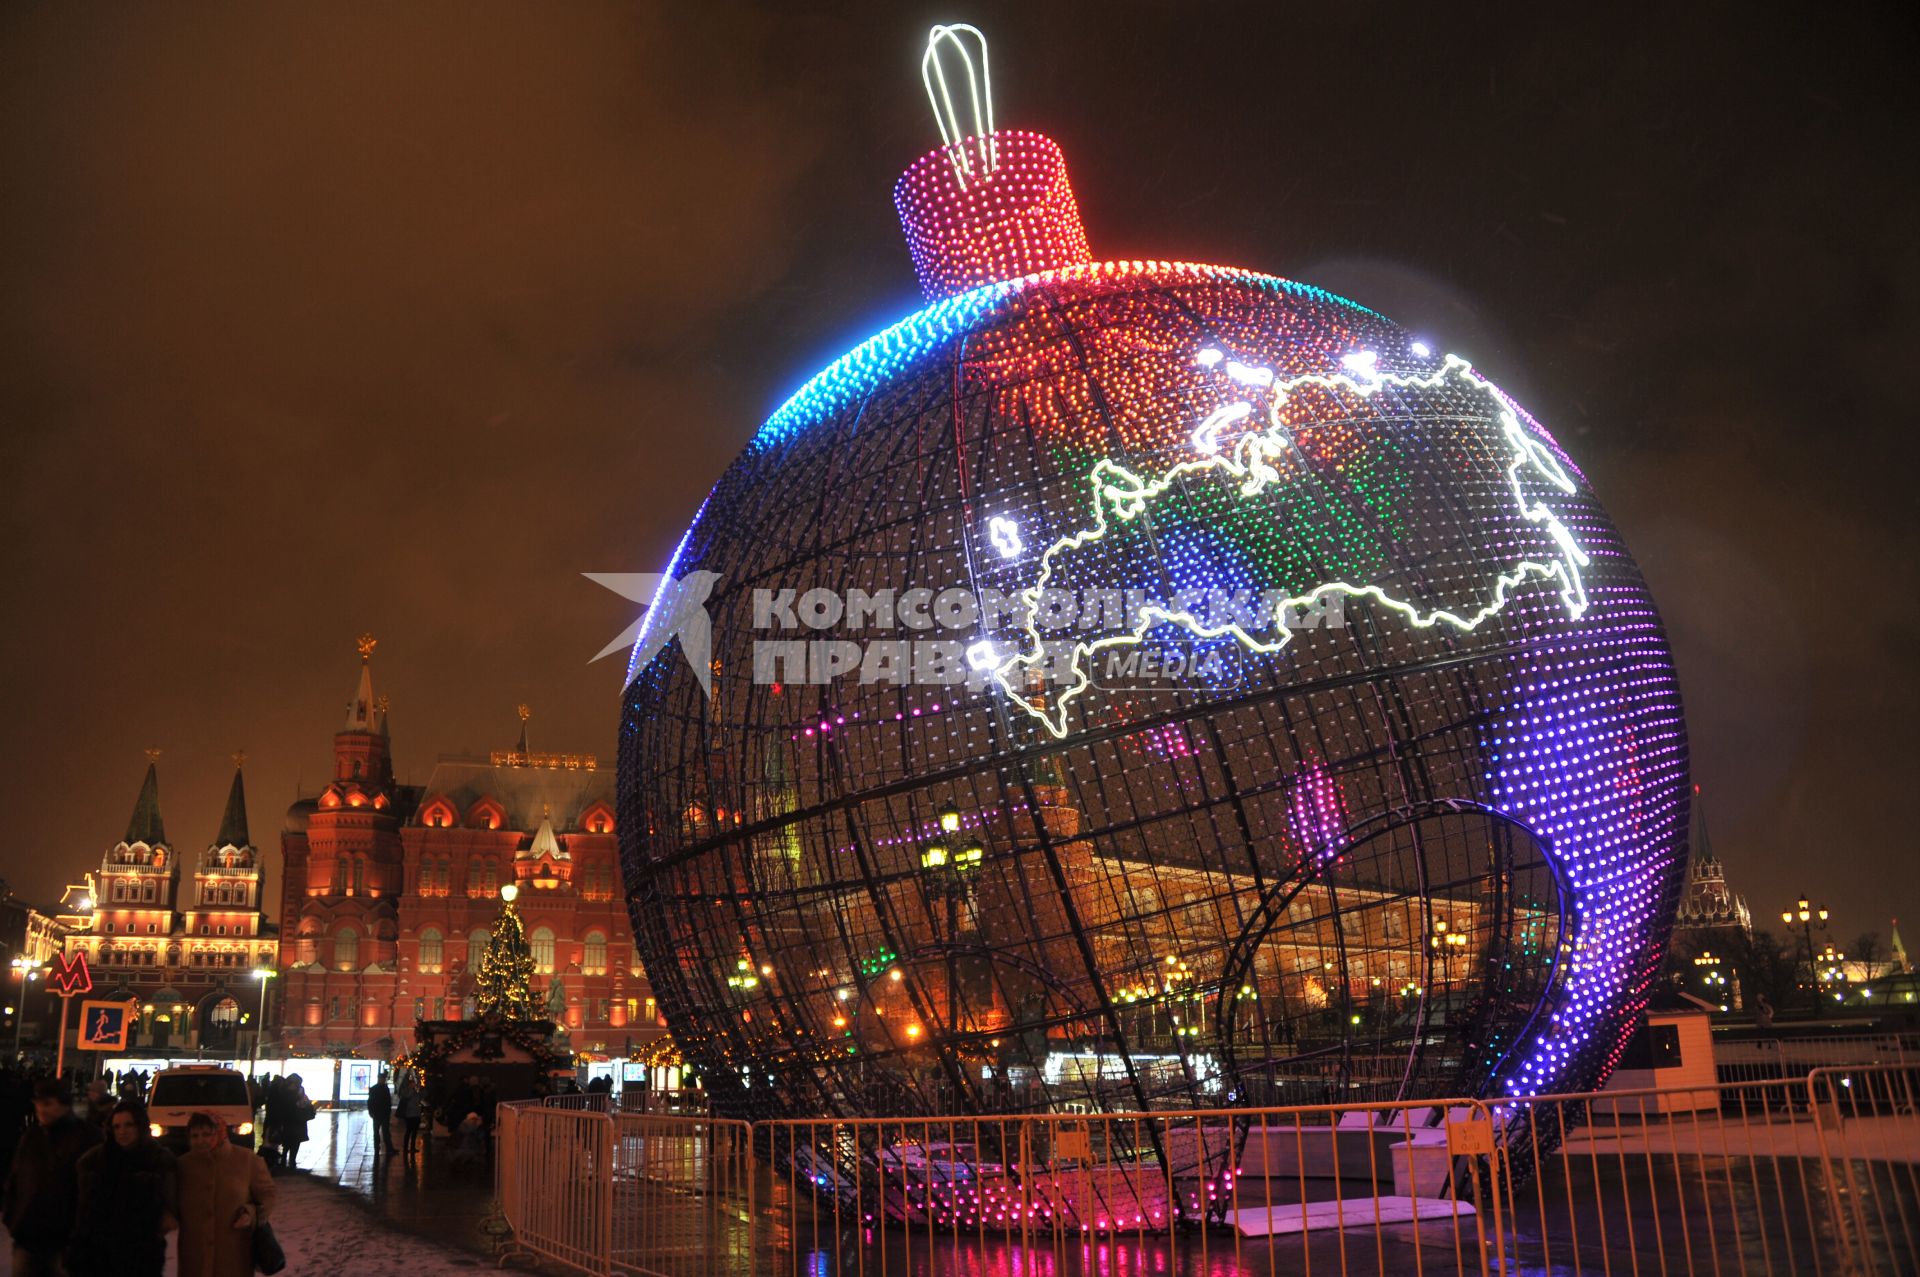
[922,24,997,189]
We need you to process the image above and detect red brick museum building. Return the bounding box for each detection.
[277,641,662,1057]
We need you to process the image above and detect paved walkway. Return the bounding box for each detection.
[292,1108,504,1253]
[0,1167,495,1277]
[2,1112,514,1277]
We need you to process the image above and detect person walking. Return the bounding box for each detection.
[260,1077,288,1168]
[68,1100,177,1277]
[2,1079,101,1277]
[278,1075,313,1170]
[396,1071,423,1157]
[81,1082,114,1132]
[366,1072,395,1156]
[176,1112,274,1277]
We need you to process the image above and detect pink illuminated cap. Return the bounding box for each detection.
[896,26,1091,300]
[894,129,1093,300]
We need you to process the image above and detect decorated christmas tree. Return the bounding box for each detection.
[475,886,539,1020]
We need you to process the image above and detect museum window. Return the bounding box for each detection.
[414,997,425,1022]
[334,926,359,971]
[531,926,556,974]
[583,931,607,975]
[419,928,443,973]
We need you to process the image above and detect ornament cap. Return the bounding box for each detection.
[895,129,1092,300]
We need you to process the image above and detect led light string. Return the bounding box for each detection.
[982,352,1593,737]
[921,23,997,189]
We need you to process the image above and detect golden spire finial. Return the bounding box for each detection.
[144,746,162,763]
[375,694,390,714]
[232,750,247,769]
[517,703,532,722]
[357,632,378,662]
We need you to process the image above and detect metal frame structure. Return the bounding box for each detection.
[618,260,1689,1127]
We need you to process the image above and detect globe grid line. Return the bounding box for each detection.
[991,352,1595,738]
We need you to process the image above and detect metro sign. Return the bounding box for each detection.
[77,1000,131,1052]
[48,951,93,997]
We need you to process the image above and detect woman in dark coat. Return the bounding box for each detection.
[278,1075,313,1168]
[69,1100,177,1277]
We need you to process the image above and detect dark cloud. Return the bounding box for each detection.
[2,3,1914,938]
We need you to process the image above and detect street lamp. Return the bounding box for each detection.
[1817,943,1848,992]
[1781,894,1831,1006]
[248,969,276,1075]
[1693,950,1730,1009]
[10,957,42,1061]
[1429,920,1469,986]
[921,805,981,1043]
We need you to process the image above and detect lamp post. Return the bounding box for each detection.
[249,969,275,1075]
[9,957,41,1061]
[1817,943,1848,1001]
[1429,920,1469,989]
[920,805,982,1045]
[1693,950,1730,1009]
[1781,895,1830,1007]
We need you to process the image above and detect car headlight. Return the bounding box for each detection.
[235,1122,253,1135]
[150,1124,165,1138]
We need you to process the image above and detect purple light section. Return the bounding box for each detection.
[1487,579,1690,1096]
[1287,762,1349,865]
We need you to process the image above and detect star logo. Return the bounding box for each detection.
[585,571,723,695]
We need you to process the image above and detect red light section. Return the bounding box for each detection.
[895,130,1092,300]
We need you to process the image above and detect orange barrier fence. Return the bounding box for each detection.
[493,1065,1920,1277]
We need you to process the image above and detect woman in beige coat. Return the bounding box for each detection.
[176,1112,276,1277]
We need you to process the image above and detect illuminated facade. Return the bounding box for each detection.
[59,758,278,1051]
[619,25,1689,1142]
[277,646,662,1058]
[1,885,66,967]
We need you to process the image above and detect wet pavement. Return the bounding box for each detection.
[286,1108,508,1259]
[0,1113,505,1277]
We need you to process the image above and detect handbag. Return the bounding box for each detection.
[252,1219,287,1275]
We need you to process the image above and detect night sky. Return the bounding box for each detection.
[3,4,1914,944]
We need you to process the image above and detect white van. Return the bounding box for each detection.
[146,1065,257,1151]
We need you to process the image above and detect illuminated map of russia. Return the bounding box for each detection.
[987,349,1595,738]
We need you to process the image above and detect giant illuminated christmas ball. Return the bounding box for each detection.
[618,29,1688,1128]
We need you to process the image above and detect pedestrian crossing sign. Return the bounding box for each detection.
[77,1000,132,1051]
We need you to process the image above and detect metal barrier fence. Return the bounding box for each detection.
[1491,1073,1858,1277]
[497,1102,613,1275]
[1810,1064,1920,1277]
[500,1100,753,1277]
[1713,1033,1915,1087]
[760,1099,1503,1277]
[538,1089,713,1116]
[494,1065,1920,1277]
